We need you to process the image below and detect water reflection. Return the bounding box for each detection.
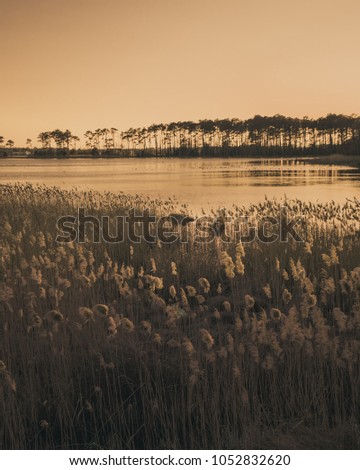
[1,157,360,212]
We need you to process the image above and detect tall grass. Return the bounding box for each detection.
[1,183,360,449]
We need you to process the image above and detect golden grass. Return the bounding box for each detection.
[1,183,360,449]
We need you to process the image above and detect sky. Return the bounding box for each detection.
[1,0,360,146]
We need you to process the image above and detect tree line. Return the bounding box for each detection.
[116,114,360,156]
[0,136,15,148]
[3,114,360,157]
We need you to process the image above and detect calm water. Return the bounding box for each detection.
[1,157,360,212]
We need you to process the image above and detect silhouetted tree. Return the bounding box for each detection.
[34,114,360,158]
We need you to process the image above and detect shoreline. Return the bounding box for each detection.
[1,152,360,167]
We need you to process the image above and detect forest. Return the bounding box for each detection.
[2,114,360,157]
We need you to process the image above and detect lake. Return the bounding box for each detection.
[1,157,360,213]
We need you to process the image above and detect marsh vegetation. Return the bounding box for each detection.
[1,184,360,449]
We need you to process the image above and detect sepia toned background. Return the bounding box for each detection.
[2,0,360,145]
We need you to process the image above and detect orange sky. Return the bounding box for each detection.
[1,0,360,146]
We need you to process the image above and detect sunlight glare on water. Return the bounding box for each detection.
[1,157,360,213]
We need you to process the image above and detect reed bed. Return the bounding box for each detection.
[1,183,360,449]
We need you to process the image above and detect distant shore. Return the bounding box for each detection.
[1,152,360,167]
[298,153,360,168]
